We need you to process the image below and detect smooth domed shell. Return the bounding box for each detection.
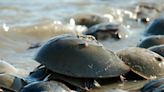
[0,59,18,75]
[134,2,162,23]
[148,44,164,57]
[21,81,71,92]
[136,2,162,12]
[116,47,164,79]
[33,34,130,78]
[152,84,164,92]
[144,18,164,36]
[24,66,51,83]
[0,73,27,91]
[141,78,164,92]
[137,35,164,48]
[28,41,46,49]
[83,22,131,40]
[84,22,119,35]
[136,12,151,23]
[73,14,109,28]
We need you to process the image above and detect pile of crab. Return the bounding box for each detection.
[1,33,164,92]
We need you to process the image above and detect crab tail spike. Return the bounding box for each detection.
[79,87,91,92]
[120,75,126,83]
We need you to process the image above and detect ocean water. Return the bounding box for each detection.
[0,0,164,91]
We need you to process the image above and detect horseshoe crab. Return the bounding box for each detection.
[28,40,46,50]
[24,65,51,83]
[73,15,109,28]
[137,35,164,48]
[141,78,164,92]
[0,84,18,92]
[0,73,27,91]
[0,59,18,75]
[116,47,164,80]
[152,84,164,92]
[144,18,164,36]
[134,2,162,23]
[83,22,131,40]
[148,44,164,57]
[33,34,130,90]
[136,2,162,12]
[21,81,71,92]
[44,71,101,91]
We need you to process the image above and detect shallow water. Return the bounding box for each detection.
[0,0,151,58]
[1,0,164,91]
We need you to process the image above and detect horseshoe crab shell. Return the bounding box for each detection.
[141,78,164,92]
[44,72,99,89]
[152,84,164,92]
[83,22,131,40]
[28,40,46,49]
[72,14,109,28]
[0,59,18,75]
[21,81,71,92]
[116,47,164,80]
[136,2,162,12]
[134,2,162,23]
[137,35,164,48]
[24,65,51,83]
[45,72,86,88]
[33,34,130,78]
[148,44,164,57]
[144,18,164,36]
[0,73,27,91]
